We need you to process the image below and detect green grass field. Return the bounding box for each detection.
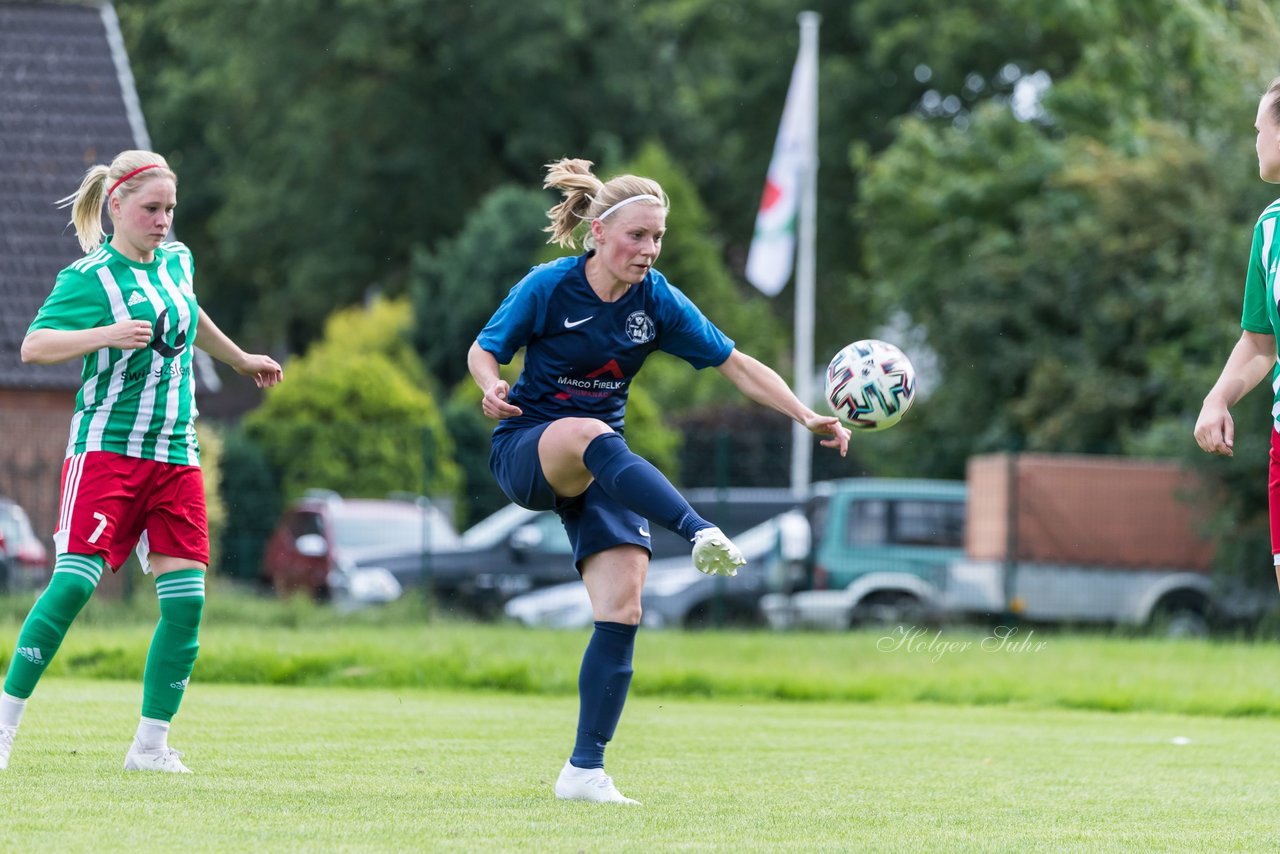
[1,681,1278,852]
[0,590,1278,851]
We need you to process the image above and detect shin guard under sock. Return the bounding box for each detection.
[3,554,101,699]
[570,621,638,769]
[141,570,205,721]
[582,432,709,541]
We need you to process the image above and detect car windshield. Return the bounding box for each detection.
[460,504,540,549]
[719,514,787,559]
[332,508,460,553]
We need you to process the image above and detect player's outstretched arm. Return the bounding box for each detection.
[195,308,283,389]
[1195,330,1275,457]
[716,349,850,457]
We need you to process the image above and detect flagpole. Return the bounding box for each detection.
[790,11,820,499]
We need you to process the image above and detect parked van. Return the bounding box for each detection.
[760,478,966,629]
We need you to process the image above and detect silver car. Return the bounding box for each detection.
[504,510,809,630]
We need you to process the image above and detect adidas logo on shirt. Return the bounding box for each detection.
[17,647,44,665]
[127,291,147,307]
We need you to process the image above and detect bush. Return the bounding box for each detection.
[244,350,461,503]
[216,426,281,582]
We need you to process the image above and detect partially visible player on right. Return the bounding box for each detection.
[1195,75,1280,592]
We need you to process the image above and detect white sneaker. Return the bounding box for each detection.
[124,741,192,773]
[0,725,15,770]
[554,760,640,805]
[692,527,746,577]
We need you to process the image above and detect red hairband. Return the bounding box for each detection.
[107,163,162,197]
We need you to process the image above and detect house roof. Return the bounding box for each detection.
[0,1,152,390]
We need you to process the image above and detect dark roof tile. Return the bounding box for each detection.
[0,1,141,390]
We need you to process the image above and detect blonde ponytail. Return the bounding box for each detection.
[56,165,111,254]
[541,157,669,250]
[543,158,604,249]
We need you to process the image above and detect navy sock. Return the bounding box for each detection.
[570,621,638,769]
[582,432,709,541]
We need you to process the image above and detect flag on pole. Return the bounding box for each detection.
[745,24,819,297]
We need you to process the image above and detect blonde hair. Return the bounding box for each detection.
[57,150,176,254]
[1267,77,1280,125]
[542,158,668,249]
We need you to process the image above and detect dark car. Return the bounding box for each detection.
[362,488,800,618]
[0,497,51,592]
[261,490,461,598]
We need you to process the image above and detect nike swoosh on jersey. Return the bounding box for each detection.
[563,316,594,328]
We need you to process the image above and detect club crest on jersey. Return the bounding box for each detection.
[625,311,655,344]
[149,307,188,359]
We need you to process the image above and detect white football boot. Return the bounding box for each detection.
[691,527,746,577]
[554,760,641,805]
[124,741,192,773]
[0,725,15,770]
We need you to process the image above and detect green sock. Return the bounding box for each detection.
[3,554,101,699]
[141,570,205,722]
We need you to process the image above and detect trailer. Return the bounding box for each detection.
[942,453,1236,634]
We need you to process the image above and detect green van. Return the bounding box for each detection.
[762,478,966,629]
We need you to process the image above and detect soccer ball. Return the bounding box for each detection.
[823,339,917,432]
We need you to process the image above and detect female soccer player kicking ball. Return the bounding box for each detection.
[469,157,849,803]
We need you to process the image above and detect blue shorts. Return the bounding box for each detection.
[490,424,652,569]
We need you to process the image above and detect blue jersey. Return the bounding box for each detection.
[477,253,734,437]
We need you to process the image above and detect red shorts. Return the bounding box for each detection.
[1270,430,1280,563]
[56,451,209,572]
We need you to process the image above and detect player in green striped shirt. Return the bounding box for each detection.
[1197,76,1280,591]
[0,150,283,773]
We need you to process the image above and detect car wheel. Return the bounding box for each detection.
[1150,606,1210,638]
[850,591,925,629]
[1148,592,1211,638]
[473,595,505,621]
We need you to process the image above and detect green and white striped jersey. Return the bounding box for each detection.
[28,238,202,466]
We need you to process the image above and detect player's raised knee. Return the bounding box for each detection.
[549,417,614,453]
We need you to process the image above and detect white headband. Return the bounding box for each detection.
[597,194,664,220]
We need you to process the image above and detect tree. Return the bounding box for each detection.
[853,0,1278,481]
[116,0,697,349]
[320,295,432,388]
[244,300,461,503]
[409,185,549,389]
[216,425,281,582]
[114,0,892,364]
[244,349,459,502]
